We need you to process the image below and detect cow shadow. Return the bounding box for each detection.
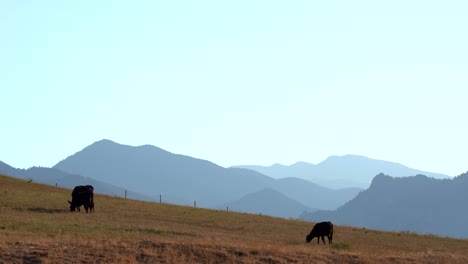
[25,207,67,214]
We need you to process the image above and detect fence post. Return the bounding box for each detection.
[125,190,127,198]
[160,194,162,204]
[194,201,196,208]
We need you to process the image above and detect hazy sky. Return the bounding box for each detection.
[1,1,467,176]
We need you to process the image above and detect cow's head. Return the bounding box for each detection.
[305,234,313,243]
[68,200,77,212]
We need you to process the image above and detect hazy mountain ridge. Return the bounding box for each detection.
[236,161,315,179]
[224,188,314,218]
[235,155,450,189]
[3,140,359,218]
[0,157,322,218]
[0,161,155,202]
[52,139,361,215]
[54,140,274,207]
[0,161,17,177]
[3,140,467,237]
[272,177,362,210]
[300,172,468,238]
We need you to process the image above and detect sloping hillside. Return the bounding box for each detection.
[1,174,468,264]
[301,172,468,238]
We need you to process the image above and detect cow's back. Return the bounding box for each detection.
[72,186,88,197]
[314,221,332,234]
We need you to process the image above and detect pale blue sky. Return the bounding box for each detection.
[1,1,467,176]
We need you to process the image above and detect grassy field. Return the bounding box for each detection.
[1,174,468,263]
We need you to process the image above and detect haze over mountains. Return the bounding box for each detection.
[52,140,360,213]
[224,188,310,219]
[0,161,153,201]
[1,138,463,237]
[1,140,366,218]
[235,155,450,189]
[300,172,468,238]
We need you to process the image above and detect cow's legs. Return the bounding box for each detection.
[321,236,326,244]
[328,234,332,244]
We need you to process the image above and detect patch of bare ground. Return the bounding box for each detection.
[2,237,468,264]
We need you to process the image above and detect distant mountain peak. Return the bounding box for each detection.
[290,161,314,167]
[270,163,286,168]
[82,139,170,156]
[93,139,118,145]
[369,173,393,187]
[80,139,124,152]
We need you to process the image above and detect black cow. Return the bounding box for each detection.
[306,221,333,244]
[68,185,94,213]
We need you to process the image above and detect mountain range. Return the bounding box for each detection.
[0,161,153,201]
[224,188,311,219]
[235,155,450,189]
[1,139,458,225]
[52,140,360,213]
[300,172,468,238]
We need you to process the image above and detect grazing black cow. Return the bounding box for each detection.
[68,185,94,213]
[306,221,333,244]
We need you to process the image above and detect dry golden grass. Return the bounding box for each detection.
[1,174,468,263]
